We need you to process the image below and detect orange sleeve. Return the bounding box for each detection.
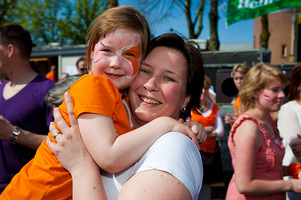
[58,74,131,136]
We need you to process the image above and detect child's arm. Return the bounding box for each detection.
[66,92,198,173]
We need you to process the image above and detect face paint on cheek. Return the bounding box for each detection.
[92,43,103,63]
[93,50,102,63]
[124,43,141,77]
[263,94,270,101]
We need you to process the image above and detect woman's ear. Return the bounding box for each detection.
[253,90,259,100]
[182,95,191,109]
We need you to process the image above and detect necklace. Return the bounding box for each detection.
[199,101,208,113]
[199,106,206,113]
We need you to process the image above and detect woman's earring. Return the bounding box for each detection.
[181,107,186,112]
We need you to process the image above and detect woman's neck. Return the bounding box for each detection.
[247,108,270,122]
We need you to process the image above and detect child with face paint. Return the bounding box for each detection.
[0,6,200,200]
[226,63,301,200]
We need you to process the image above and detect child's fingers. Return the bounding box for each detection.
[186,127,200,150]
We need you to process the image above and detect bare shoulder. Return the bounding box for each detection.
[234,119,261,145]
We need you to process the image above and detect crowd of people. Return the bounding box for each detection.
[0,5,301,200]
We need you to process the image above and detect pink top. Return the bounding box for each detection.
[226,113,285,200]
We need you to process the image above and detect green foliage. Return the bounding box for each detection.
[59,0,107,45]
[1,0,107,45]
[0,0,18,24]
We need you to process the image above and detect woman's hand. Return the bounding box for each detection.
[224,113,235,124]
[291,134,301,158]
[46,92,96,174]
[290,179,301,193]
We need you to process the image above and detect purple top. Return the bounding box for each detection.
[0,73,54,192]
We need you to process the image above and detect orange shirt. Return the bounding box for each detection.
[1,74,131,200]
[45,72,56,82]
[233,96,240,119]
[190,103,219,153]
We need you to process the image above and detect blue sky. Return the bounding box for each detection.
[119,0,254,44]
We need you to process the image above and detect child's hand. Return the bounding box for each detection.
[166,117,200,150]
[291,134,301,158]
[179,119,207,145]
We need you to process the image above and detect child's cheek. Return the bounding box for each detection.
[91,56,109,75]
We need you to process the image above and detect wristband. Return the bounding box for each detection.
[287,163,301,179]
[9,126,21,144]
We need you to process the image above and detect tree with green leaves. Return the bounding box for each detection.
[3,0,71,45]
[59,0,107,45]
[0,0,18,24]
[1,0,107,45]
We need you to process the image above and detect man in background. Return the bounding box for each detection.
[76,57,88,75]
[0,24,55,193]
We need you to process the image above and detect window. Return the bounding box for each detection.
[282,45,287,57]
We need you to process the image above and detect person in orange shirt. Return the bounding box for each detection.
[225,63,250,126]
[45,65,57,82]
[1,6,203,200]
[190,75,224,200]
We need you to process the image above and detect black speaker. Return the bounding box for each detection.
[216,69,238,103]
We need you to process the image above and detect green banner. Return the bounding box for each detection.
[227,0,301,26]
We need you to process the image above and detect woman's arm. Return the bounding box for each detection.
[118,132,202,200]
[233,120,301,196]
[278,104,301,161]
[214,110,224,138]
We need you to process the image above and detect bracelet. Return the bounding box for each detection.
[287,163,301,179]
[9,126,21,144]
[289,179,294,192]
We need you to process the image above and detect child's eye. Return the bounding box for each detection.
[103,49,112,53]
[125,52,135,57]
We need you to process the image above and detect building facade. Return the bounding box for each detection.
[254,7,301,63]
